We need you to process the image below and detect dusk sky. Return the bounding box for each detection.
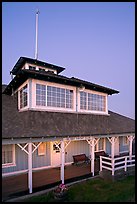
[2,2,135,119]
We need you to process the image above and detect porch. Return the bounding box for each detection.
[2,160,99,201]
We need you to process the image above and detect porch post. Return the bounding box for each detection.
[61,140,65,184]
[28,142,32,194]
[111,137,115,159]
[91,138,95,176]
[129,136,133,160]
[111,137,115,176]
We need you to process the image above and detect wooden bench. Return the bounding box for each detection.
[95,151,109,160]
[73,154,90,165]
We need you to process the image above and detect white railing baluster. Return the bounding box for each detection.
[100,156,102,171]
[100,154,135,176]
[112,158,115,176]
[124,156,127,171]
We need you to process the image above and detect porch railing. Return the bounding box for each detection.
[100,155,135,176]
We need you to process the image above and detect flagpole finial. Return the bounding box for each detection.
[36,9,40,14]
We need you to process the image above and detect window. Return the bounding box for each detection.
[95,138,105,151]
[2,145,15,167]
[123,137,129,146]
[53,143,61,153]
[98,138,105,150]
[36,84,46,106]
[80,91,106,112]
[38,142,46,156]
[29,66,36,71]
[39,68,45,72]
[20,84,28,108]
[88,93,105,111]
[36,84,73,109]
[47,86,73,108]
[80,92,87,110]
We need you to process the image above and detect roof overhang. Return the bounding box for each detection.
[10,56,65,75]
[3,70,119,95]
[2,132,135,144]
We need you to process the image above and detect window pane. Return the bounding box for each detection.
[47,86,73,109]
[2,145,13,164]
[20,84,28,109]
[98,138,104,150]
[80,92,87,110]
[36,84,46,106]
[88,93,105,111]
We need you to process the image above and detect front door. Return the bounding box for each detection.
[51,142,61,166]
[114,137,119,156]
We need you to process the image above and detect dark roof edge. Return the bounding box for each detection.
[10,56,65,75]
[3,70,119,95]
[2,131,135,140]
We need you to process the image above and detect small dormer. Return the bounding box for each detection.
[10,57,65,76]
[23,63,58,74]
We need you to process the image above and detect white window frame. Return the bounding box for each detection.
[95,138,106,152]
[38,142,46,156]
[31,79,76,112]
[78,89,108,114]
[18,80,29,111]
[2,144,16,168]
[123,136,129,146]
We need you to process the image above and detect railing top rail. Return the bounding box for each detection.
[114,155,135,161]
[100,156,112,160]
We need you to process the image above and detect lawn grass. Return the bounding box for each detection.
[22,175,135,202]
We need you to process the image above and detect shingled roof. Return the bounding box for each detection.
[2,86,135,140]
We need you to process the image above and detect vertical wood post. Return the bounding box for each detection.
[100,156,102,172]
[61,140,65,184]
[111,137,115,176]
[129,136,133,160]
[111,137,115,159]
[112,158,115,176]
[28,142,32,194]
[124,156,127,171]
[91,138,95,176]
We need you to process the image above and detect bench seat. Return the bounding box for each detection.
[73,154,90,165]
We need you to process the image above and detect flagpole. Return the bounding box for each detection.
[35,9,40,60]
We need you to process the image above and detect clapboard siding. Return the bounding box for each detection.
[119,136,129,152]
[32,142,51,168]
[65,140,89,163]
[2,144,28,174]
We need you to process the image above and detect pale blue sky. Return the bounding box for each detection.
[2,2,135,119]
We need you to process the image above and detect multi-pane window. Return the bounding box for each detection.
[80,92,87,110]
[123,136,129,145]
[47,86,65,108]
[88,93,105,111]
[20,84,28,109]
[98,138,105,150]
[36,84,73,109]
[80,91,106,112]
[66,89,73,108]
[95,138,105,151]
[2,145,14,166]
[38,142,46,156]
[47,86,73,108]
[36,84,46,106]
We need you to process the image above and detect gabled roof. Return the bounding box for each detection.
[2,88,135,140]
[10,57,65,75]
[3,69,119,96]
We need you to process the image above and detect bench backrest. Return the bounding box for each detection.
[95,151,107,158]
[73,154,87,162]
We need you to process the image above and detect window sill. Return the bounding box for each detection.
[2,163,16,168]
